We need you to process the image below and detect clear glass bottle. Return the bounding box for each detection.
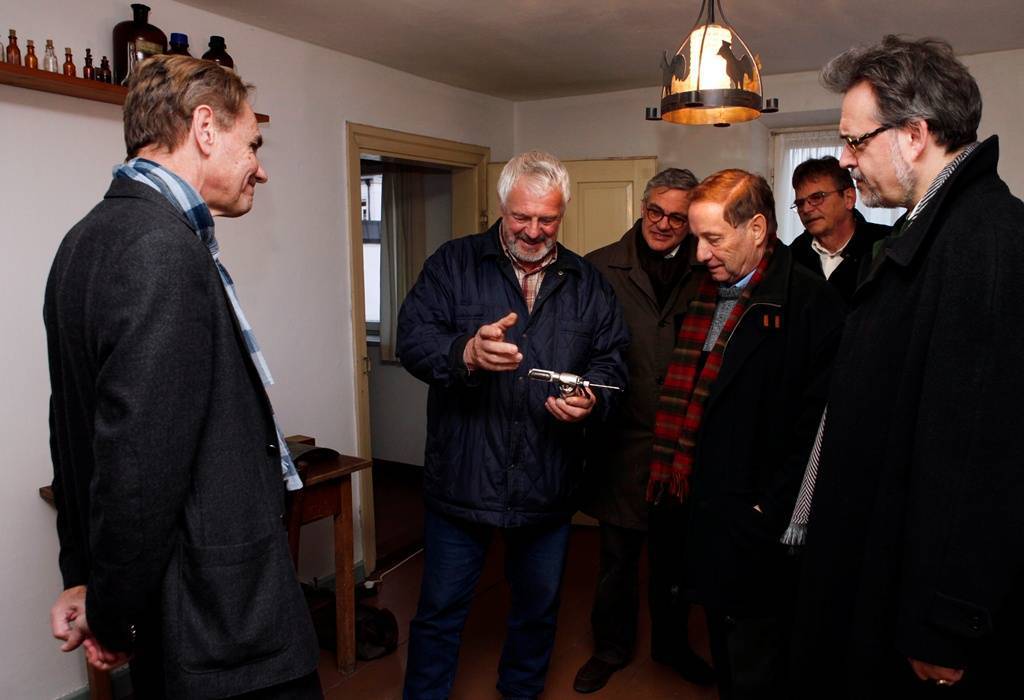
[62,47,76,78]
[167,32,191,56]
[6,29,21,66]
[43,40,59,73]
[201,35,234,69]
[83,48,95,80]
[25,39,38,69]
[112,3,167,85]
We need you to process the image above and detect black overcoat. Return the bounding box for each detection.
[793,137,1024,699]
[45,179,319,698]
[581,222,706,530]
[685,245,844,614]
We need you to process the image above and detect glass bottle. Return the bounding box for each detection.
[201,35,234,69]
[43,40,59,73]
[6,29,21,66]
[83,48,95,80]
[25,39,38,69]
[167,32,191,56]
[62,47,76,78]
[99,56,112,83]
[112,3,167,85]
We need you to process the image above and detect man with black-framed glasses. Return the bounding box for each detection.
[574,168,714,694]
[788,156,888,302]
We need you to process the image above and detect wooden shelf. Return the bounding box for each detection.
[0,61,270,123]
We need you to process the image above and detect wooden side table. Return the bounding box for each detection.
[284,436,372,674]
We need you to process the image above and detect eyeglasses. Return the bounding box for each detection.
[842,125,891,153]
[790,189,846,210]
[644,203,688,229]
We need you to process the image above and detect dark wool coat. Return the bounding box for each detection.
[792,137,1024,699]
[684,245,844,614]
[45,179,318,698]
[581,222,706,531]
[789,209,890,303]
[397,222,629,527]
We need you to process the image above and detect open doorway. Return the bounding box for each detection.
[360,157,451,569]
[345,123,490,577]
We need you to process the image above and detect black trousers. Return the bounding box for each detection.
[589,502,692,666]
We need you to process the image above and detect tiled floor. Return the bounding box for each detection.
[319,526,718,699]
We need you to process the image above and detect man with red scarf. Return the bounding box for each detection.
[648,169,843,699]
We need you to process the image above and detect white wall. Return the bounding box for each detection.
[513,49,1024,196]
[0,2,511,698]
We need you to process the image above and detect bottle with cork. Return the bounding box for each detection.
[62,47,76,78]
[6,29,21,66]
[202,35,234,69]
[98,56,112,83]
[25,39,38,69]
[43,40,59,73]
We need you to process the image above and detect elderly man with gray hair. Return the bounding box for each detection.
[792,35,1024,698]
[398,150,628,699]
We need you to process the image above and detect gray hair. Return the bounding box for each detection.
[497,151,571,209]
[642,168,699,201]
[820,35,981,152]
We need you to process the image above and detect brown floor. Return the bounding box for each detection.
[319,526,718,699]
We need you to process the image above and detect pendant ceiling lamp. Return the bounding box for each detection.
[659,0,778,127]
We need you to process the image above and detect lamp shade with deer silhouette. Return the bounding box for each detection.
[660,0,769,127]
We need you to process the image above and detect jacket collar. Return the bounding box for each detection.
[104,176,197,233]
[746,240,791,306]
[481,218,584,276]
[884,136,998,269]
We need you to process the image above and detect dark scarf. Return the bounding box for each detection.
[647,240,776,502]
[635,228,688,309]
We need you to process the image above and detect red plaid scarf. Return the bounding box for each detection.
[647,242,776,502]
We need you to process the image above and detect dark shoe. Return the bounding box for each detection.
[652,647,715,687]
[573,656,623,693]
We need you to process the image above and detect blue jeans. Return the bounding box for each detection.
[403,510,571,700]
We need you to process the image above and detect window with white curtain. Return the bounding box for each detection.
[771,128,904,244]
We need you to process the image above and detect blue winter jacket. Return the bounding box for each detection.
[397,222,630,527]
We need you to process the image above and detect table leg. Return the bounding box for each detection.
[335,477,356,674]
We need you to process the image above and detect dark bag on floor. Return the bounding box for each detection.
[355,604,398,660]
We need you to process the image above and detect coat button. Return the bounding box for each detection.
[658,320,668,328]
[266,444,278,455]
[656,375,664,385]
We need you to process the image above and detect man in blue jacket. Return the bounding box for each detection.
[398,150,629,700]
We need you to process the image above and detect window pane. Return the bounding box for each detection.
[363,242,381,323]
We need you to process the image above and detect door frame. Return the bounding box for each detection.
[346,122,490,574]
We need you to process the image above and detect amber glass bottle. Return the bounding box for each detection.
[83,49,95,80]
[112,3,167,85]
[6,29,21,66]
[25,39,38,69]
[99,56,112,83]
[167,32,191,56]
[63,47,76,77]
[201,35,234,69]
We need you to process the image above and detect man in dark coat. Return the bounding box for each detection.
[398,150,629,700]
[45,56,320,698]
[651,170,844,699]
[788,156,888,302]
[792,36,1024,699]
[573,168,714,693]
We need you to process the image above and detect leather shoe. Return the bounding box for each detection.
[652,647,715,686]
[573,656,623,693]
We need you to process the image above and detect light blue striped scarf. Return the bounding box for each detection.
[114,157,303,491]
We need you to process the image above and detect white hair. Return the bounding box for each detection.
[497,150,571,209]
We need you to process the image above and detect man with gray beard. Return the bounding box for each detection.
[791,36,1024,699]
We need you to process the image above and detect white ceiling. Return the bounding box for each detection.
[180,0,1024,101]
